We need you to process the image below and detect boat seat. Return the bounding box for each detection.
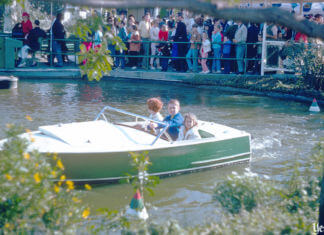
[198,129,215,138]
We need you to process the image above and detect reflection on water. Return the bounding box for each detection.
[0,78,323,226]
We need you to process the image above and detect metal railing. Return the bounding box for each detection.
[109,40,262,74]
[42,38,81,66]
[1,33,263,73]
[3,34,322,75]
[0,34,81,67]
[108,39,323,74]
[94,105,171,145]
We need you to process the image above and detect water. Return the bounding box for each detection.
[0,78,323,226]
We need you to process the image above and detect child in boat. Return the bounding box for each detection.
[144,97,163,130]
[151,99,184,140]
[135,97,163,131]
[177,113,201,141]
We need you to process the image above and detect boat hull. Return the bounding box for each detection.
[57,135,251,183]
[0,76,18,89]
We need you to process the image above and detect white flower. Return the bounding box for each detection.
[244,168,258,177]
[138,171,148,181]
[263,175,270,180]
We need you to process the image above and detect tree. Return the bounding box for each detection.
[37,0,324,40]
[281,43,324,91]
[1,0,323,39]
[1,0,66,32]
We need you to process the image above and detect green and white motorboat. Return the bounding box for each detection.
[3,106,251,183]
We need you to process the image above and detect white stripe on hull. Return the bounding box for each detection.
[65,153,251,184]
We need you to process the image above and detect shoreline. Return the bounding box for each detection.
[0,66,323,106]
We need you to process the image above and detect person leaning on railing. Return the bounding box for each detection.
[233,21,247,75]
[200,31,211,74]
[211,24,222,73]
[116,21,127,69]
[186,24,201,73]
[150,19,161,70]
[246,23,259,73]
[107,16,117,67]
[158,23,170,72]
[51,12,65,67]
[266,23,280,68]
[168,20,177,70]
[138,12,151,69]
[128,25,141,70]
[174,12,188,73]
[222,36,232,74]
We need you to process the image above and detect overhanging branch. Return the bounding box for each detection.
[44,0,324,40]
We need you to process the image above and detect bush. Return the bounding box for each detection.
[0,123,135,233]
[213,169,274,214]
[211,142,323,234]
[0,124,88,233]
[282,42,324,91]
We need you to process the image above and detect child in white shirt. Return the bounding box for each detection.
[200,31,211,74]
[177,113,201,141]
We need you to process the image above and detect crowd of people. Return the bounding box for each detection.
[100,10,324,74]
[11,10,324,74]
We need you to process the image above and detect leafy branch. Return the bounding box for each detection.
[73,15,126,81]
[124,151,160,198]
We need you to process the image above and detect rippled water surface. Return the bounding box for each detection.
[0,78,323,226]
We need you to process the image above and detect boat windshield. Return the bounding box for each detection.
[94,106,170,145]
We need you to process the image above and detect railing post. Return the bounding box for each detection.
[50,2,53,67]
[261,22,267,76]
[244,42,247,74]
[75,39,78,66]
[194,41,198,73]
[145,39,149,70]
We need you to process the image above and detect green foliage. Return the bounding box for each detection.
[0,0,12,5]
[74,14,127,81]
[0,0,25,5]
[3,0,26,8]
[124,142,323,234]
[0,195,23,228]
[159,8,169,18]
[282,43,324,90]
[89,208,129,233]
[78,41,113,81]
[213,170,275,214]
[211,141,324,234]
[29,0,65,16]
[123,220,188,235]
[0,124,87,233]
[73,15,102,41]
[124,151,160,197]
[0,123,131,233]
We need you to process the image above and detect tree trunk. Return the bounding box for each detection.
[319,173,324,234]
